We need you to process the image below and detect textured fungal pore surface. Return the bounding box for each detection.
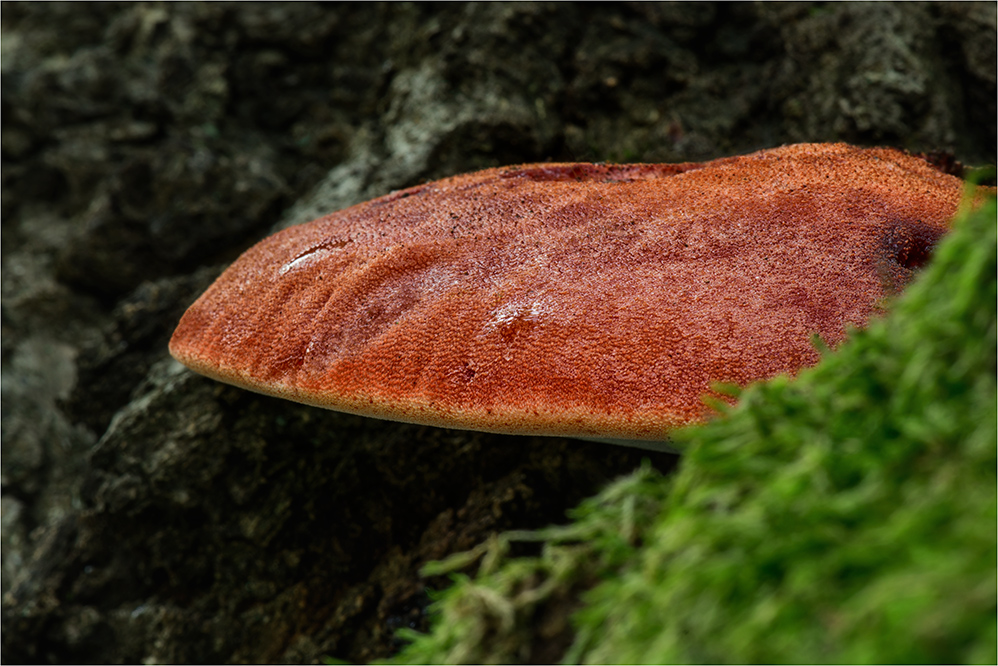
[170,143,968,441]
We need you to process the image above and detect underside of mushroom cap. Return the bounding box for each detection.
[169,143,968,441]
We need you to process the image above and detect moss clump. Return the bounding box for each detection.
[390,192,997,665]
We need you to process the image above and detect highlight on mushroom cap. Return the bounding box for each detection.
[169,142,970,443]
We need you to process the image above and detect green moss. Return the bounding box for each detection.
[390,193,997,665]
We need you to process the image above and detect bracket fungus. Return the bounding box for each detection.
[170,143,971,449]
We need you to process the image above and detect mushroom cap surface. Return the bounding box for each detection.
[170,143,967,441]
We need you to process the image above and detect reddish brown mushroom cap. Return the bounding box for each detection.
[170,143,967,441]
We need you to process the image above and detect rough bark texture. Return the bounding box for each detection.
[2,3,994,663]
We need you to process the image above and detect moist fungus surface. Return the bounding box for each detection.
[169,143,969,441]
